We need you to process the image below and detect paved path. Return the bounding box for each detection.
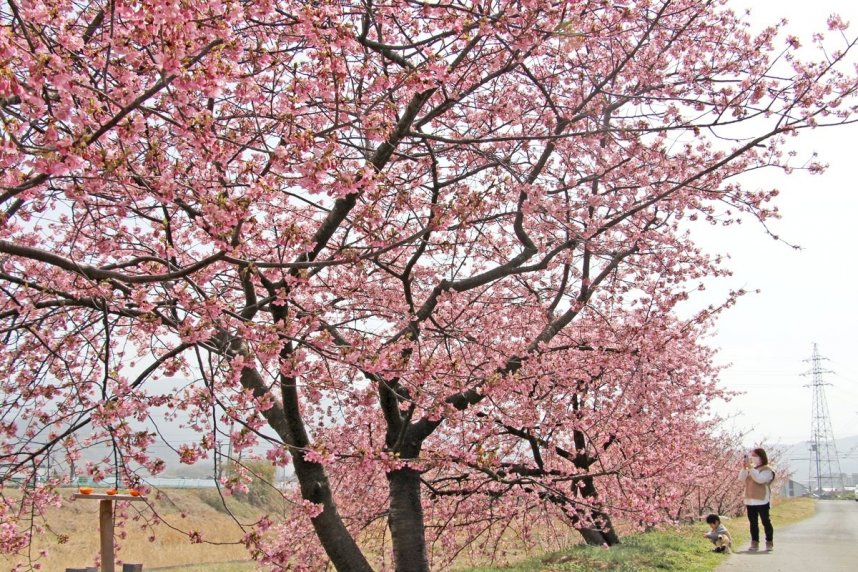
[716,500,858,572]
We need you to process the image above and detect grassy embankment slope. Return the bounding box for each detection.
[0,492,815,571]
[0,487,269,571]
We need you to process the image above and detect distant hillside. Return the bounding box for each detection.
[777,435,858,485]
[62,440,266,480]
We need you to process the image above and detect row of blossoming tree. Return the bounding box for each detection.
[0,0,855,570]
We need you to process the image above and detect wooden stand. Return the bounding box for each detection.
[71,493,146,572]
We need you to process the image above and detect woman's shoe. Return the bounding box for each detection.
[748,541,759,552]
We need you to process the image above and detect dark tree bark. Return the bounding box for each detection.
[569,428,621,546]
[238,362,373,572]
[387,466,431,572]
[575,501,621,546]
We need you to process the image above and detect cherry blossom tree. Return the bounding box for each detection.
[1,1,856,570]
[662,431,748,524]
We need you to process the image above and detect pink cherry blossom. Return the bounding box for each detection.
[1,1,856,570]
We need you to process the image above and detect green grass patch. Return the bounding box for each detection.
[462,497,816,572]
[462,527,724,572]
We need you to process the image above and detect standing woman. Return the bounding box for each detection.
[739,447,775,551]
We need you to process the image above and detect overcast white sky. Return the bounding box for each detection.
[696,0,858,447]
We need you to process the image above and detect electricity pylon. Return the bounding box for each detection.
[804,343,844,495]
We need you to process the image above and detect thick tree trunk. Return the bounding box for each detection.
[574,476,621,546]
[577,509,621,546]
[237,363,373,572]
[578,527,610,546]
[564,427,621,547]
[293,448,375,571]
[387,466,430,572]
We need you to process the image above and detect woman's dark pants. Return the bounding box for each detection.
[746,503,773,542]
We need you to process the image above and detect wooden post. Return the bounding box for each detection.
[71,492,146,572]
[99,499,114,572]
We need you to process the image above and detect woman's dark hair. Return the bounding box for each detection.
[752,448,769,465]
[705,514,721,525]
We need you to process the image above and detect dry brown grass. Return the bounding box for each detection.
[9,490,795,571]
[0,488,273,571]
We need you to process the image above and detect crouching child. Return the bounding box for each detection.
[704,514,732,553]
